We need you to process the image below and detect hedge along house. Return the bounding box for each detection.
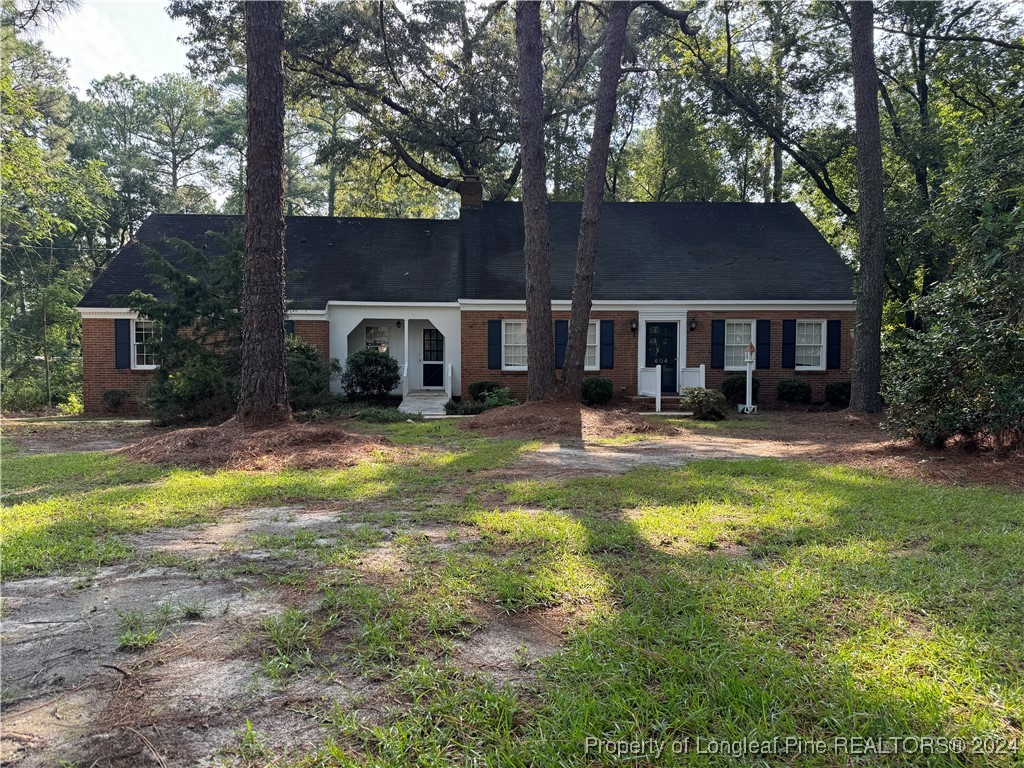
[77,182,855,415]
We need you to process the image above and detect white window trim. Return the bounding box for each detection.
[585,320,600,371]
[501,319,527,371]
[501,319,601,371]
[131,318,159,371]
[795,319,827,372]
[723,319,756,372]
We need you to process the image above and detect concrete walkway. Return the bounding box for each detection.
[399,390,449,418]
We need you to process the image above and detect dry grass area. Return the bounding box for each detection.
[122,418,389,471]
[463,398,672,441]
[668,410,1024,489]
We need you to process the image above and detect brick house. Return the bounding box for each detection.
[77,183,855,415]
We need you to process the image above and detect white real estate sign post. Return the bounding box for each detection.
[739,343,758,414]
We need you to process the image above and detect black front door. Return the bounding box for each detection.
[645,322,677,392]
[422,328,444,387]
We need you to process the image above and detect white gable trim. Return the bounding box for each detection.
[77,307,138,320]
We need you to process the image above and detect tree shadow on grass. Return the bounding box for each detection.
[345,459,1022,766]
[506,460,1024,766]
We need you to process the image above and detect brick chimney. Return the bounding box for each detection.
[460,175,483,209]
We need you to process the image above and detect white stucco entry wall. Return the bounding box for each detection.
[325,302,461,396]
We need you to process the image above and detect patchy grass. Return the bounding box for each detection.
[299,461,1023,767]
[0,430,533,579]
[5,418,1023,766]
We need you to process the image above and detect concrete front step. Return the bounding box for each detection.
[399,390,449,418]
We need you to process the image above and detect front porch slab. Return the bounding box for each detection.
[399,390,449,418]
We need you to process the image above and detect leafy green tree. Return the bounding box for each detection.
[1,26,110,410]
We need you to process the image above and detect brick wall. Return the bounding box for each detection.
[460,309,855,405]
[460,310,639,401]
[292,320,330,357]
[82,319,156,416]
[686,310,855,404]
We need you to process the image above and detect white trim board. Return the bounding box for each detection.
[77,308,138,320]
[459,300,855,312]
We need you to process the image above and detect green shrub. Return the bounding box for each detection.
[444,399,489,416]
[468,380,503,401]
[825,381,851,408]
[481,387,518,408]
[721,374,760,405]
[777,378,813,404]
[56,393,84,416]
[581,376,614,406]
[681,387,727,420]
[883,264,1024,448]
[353,406,419,423]
[142,353,237,423]
[103,389,131,413]
[286,336,340,411]
[340,349,401,401]
[298,400,420,423]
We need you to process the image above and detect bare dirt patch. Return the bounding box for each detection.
[122,418,389,470]
[0,504,395,767]
[457,608,568,684]
[464,399,671,443]
[2,420,165,454]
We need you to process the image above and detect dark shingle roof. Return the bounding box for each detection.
[463,202,853,301]
[79,203,853,308]
[79,214,461,308]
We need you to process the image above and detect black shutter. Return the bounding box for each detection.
[487,320,501,369]
[826,319,841,369]
[115,319,131,369]
[554,319,568,369]
[284,320,295,336]
[782,320,796,369]
[710,319,725,369]
[756,320,771,370]
[600,319,614,369]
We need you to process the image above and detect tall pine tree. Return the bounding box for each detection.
[849,0,885,413]
[237,0,290,426]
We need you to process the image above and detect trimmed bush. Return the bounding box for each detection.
[287,336,341,411]
[777,378,813,404]
[825,381,851,409]
[298,400,421,423]
[468,380,503,401]
[721,374,760,405]
[102,388,130,413]
[340,349,401,401]
[481,387,518,408]
[445,399,489,416]
[682,387,727,421]
[581,376,614,406]
[353,406,418,423]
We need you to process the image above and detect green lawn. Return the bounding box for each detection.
[2,424,1022,766]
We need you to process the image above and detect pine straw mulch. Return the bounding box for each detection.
[462,397,673,441]
[675,410,1024,489]
[120,418,389,471]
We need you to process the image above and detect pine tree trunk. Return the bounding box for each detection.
[562,1,630,397]
[237,0,290,427]
[849,0,885,413]
[516,0,556,401]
